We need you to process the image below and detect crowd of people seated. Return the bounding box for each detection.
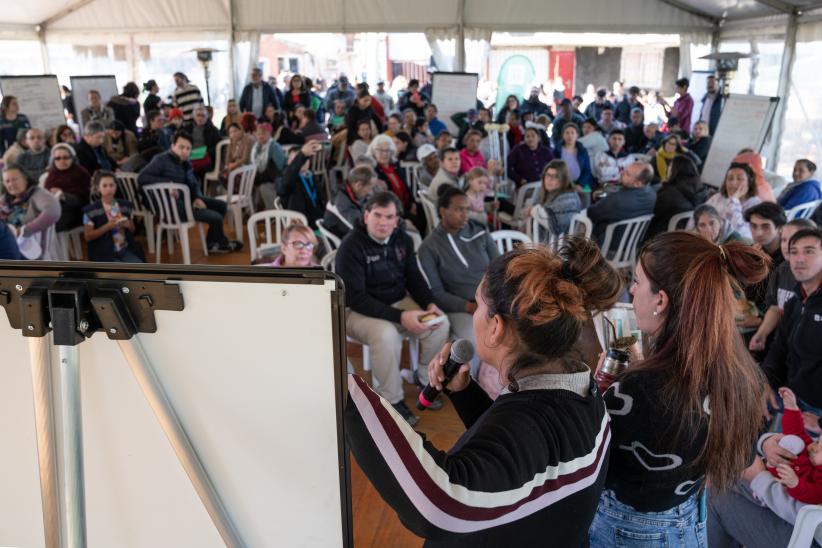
[2,60,822,548]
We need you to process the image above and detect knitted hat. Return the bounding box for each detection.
[169,108,184,120]
[779,434,805,456]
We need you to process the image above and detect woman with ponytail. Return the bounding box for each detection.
[589,231,770,547]
[345,238,622,547]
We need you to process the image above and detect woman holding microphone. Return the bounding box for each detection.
[345,237,622,547]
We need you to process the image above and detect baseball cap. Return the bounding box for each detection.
[416,144,437,162]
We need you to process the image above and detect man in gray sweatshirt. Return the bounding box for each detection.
[17,128,50,180]
[418,186,499,373]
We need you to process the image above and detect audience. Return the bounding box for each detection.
[325,75,356,114]
[3,128,30,165]
[103,120,138,168]
[250,123,286,209]
[495,94,520,124]
[551,98,586,148]
[524,160,582,238]
[74,121,115,175]
[219,99,242,136]
[458,129,487,175]
[369,135,413,217]
[80,90,115,128]
[0,222,22,260]
[269,224,319,267]
[778,158,821,211]
[521,86,552,118]
[277,142,326,228]
[397,78,428,118]
[184,106,221,176]
[108,82,142,134]
[335,191,449,426]
[554,122,593,191]
[507,126,554,186]
[706,162,762,241]
[749,218,817,352]
[585,88,612,121]
[428,147,461,200]
[694,204,747,244]
[17,128,50,180]
[374,81,394,113]
[687,120,712,169]
[733,148,776,204]
[224,122,254,176]
[323,164,377,237]
[667,77,694,134]
[348,120,374,163]
[82,170,144,263]
[698,75,723,136]
[624,107,648,153]
[142,79,162,115]
[418,186,499,373]
[44,143,91,232]
[644,155,708,241]
[592,128,634,185]
[240,67,280,119]
[578,118,608,160]
[0,96,31,156]
[652,134,685,183]
[138,130,241,254]
[0,164,60,259]
[172,72,204,121]
[424,104,447,138]
[597,104,625,133]
[587,160,656,246]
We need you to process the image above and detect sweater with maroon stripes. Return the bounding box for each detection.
[344,367,610,547]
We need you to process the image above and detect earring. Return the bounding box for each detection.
[653,311,659,316]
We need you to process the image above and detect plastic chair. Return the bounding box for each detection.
[787,504,822,548]
[216,164,257,243]
[497,181,541,229]
[418,189,439,234]
[316,219,342,252]
[667,210,694,232]
[600,214,654,272]
[142,183,208,265]
[570,211,594,239]
[529,204,567,249]
[786,200,822,221]
[310,142,333,200]
[246,209,309,263]
[401,161,422,198]
[38,172,48,187]
[116,171,155,254]
[491,229,532,254]
[203,139,230,195]
[325,202,354,231]
[320,249,337,272]
[56,226,85,260]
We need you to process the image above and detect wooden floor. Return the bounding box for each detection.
[132,222,465,547]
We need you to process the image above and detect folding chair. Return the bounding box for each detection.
[246,209,309,263]
[142,183,208,265]
[491,229,532,254]
[216,164,257,243]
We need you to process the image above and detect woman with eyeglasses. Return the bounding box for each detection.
[43,143,92,232]
[269,224,318,267]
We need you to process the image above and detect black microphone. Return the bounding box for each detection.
[417,339,475,411]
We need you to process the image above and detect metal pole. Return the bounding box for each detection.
[57,344,87,548]
[28,337,63,548]
[116,337,245,548]
[767,12,798,170]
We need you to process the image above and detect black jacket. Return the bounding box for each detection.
[239,82,280,114]
[82,200,145,262]
[763,286,822,408]
[282,91,310,115]
[276,151,326,228]
[335,222,434,323]
[345,105,383,144]
[74,139,115,176]
[182,120,221,161]
[644,178,708,242]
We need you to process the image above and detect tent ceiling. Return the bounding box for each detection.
[4,0,822,38]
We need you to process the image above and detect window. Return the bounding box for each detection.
[777,40,822,173]
[620,49,664,89]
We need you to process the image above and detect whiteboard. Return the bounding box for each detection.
[70,75,119,134]
[0,75,66,132]
[0,265,351,548]
[431,72,479,136]
[701,94,779,187]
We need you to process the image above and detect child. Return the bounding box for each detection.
[82,170,144,263]
[767,387,822,504]
[463,167,491,225]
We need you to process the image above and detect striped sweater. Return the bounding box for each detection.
[345,368,610,547]
[173,84,204,121]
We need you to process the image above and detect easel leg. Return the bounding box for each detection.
[28,337,63,548]
[116,337,245,548]
[57,344,87,548]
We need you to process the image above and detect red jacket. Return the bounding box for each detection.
[767,408,822,504]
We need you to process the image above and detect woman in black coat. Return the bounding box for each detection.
[282,74,311,123]
[644,155,709,242]
[345,89,384,146]
[276,142,326,227]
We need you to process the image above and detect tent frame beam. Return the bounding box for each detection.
[767,11,798,169]
[39,0,97,30]
[750,0,797,15]
[656,0,719,23]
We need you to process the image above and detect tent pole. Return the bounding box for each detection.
[767,11,798,171]
[38,27,51,74]
[456,0,466,72]
[229,0,237,100]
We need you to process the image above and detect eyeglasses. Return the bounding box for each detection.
[287,241,314,251]
[374,148,392,154]
[53,156,72,161]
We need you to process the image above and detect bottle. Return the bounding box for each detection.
[594,347,630,393]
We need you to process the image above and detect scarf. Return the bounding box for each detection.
[0,186,36,227]
[655,149,677,183]
[380,163,410,208]
[299,172,318,206]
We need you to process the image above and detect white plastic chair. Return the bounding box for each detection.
[418,189,439,234]
[203,139,230,195]
[310,142,332,200]
[216,164,257,244]
[38,172,48,187]
[142,183,208,265]
[491,229,532,254]
[786,200,821,221]
[116,171,155,254]
[497,181,541,229]
[529,204,567,249]
[56,226,85,260]
[570,211,594,239]
[246,209,309,263]
[325,202,354,230]
[601,214,654,272]
[320,249,337,272]
[316,219,342,252]
[667,210,694,232]
[401,161,422,197]
[787,504,822,548]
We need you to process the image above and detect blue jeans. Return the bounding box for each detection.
[114,248,144,263]
[589,489,707,547]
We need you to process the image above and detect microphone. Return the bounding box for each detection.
[417,339,475,411]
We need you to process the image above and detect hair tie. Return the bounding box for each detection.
[560,262,577,283]
[718,245,728,264]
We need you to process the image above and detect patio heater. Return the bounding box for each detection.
[191,48,222,106]
[700,52,752,97]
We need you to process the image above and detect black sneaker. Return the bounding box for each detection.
[227,240,243,252]
[391,401,418,426]
[208,242,231,254]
